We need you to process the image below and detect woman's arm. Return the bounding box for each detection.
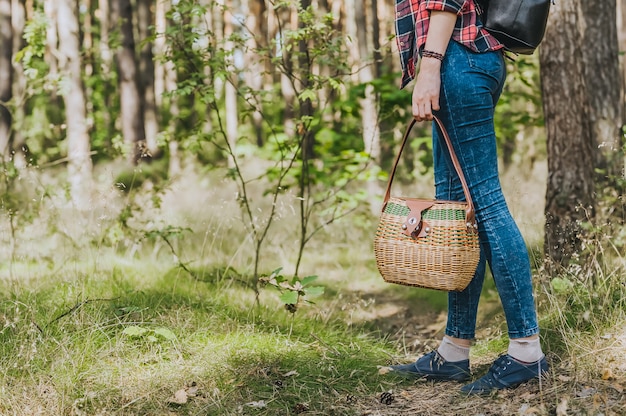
[412,11,457,121]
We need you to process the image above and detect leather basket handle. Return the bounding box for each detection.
[382,117,477,233]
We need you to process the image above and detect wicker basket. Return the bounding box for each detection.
[374,118,480,291]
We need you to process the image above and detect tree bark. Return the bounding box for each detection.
[10,0,26,167]
[244,0,266,147]
[222,0,238,166]
[43,0,58,86]
[0,0,12,160]
[579,0,624,178]
[111,0,147,164]
[353,0,380,162]
[539,0,596,270]
[57,0,93,209]
[137,0,160,157]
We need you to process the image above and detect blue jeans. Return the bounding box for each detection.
[432,41,539,339]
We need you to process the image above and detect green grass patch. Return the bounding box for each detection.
[0,257,396,415]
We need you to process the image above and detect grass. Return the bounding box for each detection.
[0,162,625,415]
[0,253,399,415]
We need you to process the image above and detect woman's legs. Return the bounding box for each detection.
[434,41,540,342]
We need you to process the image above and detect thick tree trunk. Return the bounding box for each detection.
[57,0,93,209]
[112,0,147,164]
[539,0,596,271]
[620,0,626,110]
[0,0,13,160]
[579,0,624,178]
[137,0,160,157]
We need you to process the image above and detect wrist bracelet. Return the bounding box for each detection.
[422,49,444,62]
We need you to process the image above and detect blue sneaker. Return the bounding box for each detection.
[388,351,471,381]
[461,354,549,395]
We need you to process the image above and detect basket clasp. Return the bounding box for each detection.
[402,200,435,239]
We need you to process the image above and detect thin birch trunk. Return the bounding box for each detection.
[43,0,58,87]
[243,0,266,147]
[57,0,93,209]
[222,0,238,165]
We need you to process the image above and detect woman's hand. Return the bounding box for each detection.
[412,10,456,121]
[412,57,442,121]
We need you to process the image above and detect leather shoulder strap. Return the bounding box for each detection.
[382,117,477,232]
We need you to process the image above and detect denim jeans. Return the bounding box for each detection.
[431,41,540,339]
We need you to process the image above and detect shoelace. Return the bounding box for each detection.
[491,355,512,376]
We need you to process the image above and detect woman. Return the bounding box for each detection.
[388,0,548,395]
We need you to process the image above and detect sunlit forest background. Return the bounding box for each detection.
[0,0,625,414]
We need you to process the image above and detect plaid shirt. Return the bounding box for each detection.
[395,0,503,88]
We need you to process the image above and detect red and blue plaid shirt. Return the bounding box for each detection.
[395,0,503,88]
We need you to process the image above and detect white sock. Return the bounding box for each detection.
[508,338,544,363]
[437,336,470,362]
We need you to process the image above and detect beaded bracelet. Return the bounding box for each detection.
[422,49,445,62]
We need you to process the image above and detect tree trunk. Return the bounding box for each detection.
[244,0,266,147]
[137,0,160,157]
[43,0,58,87]
[370,0,382,77]
[298,0,314,159]
[57,0,93,209]
[620,0,626,110]
[579,0,624,178]
[112,0,147,164]
[10,0,26,167]
[539,0,596,271]
[0,0,12,160]
[276,3,296,137]
[353,0,380,162]
[222,0,238,165]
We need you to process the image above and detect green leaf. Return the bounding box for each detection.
[153,327,177,341]
[279,291,299,305]
[122,326,148,337]
[300,275,318,287]
[551,277,574,293]
[303,286,324,298]
[298,89,316,103]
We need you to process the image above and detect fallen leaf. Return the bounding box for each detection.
[556,398,568,416]
[187,383,199,397]
[377,366,391,375]
[283,370,298,377]
[168,389,188,405]
[245,400,267,409]
[518,403,540,415]
[601,368,614,380]
[576,387,596,398]
[518,391,536,400]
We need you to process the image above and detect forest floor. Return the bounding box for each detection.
[0,162,624,415]
[351,295,626,416]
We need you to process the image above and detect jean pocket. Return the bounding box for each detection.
[467,50,505,80]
